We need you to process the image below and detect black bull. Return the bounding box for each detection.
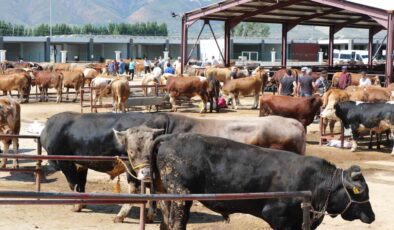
[143,131,375,229]
[40,112,305,221]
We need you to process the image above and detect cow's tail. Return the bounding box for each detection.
[149,134,174,194]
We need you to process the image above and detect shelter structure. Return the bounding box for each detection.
[181,0,394,83]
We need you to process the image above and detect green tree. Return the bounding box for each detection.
[233,22,270,37]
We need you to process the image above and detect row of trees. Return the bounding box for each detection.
[0,21,168,36]
[233,22,270,37]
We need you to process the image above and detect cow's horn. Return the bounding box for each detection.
[351,171,362,179]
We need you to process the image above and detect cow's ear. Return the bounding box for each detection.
[113,129,127,147]
[344,165,365,194]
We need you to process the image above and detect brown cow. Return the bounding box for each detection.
[222,67,268,110]
[32,71,63,103]
[166,76,208,113]
[268,68,300,92]
[259,94,322,129]
[0,97,20,168]
[62,71,84,102]
[0,73,31,103]
[53,63,71,72]
[100,78,130,113]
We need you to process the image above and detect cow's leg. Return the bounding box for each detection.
[230,93,237,110]
[0,140,9,168]
[209,95,213,113]
[12,137,18,168]
[199,94,207,114]
[252,93,259,109]
[72,166,88,212]
[66,87,70,101]
[329,119,336,137]
[159,201,171,230]
[170,95,177,112]
[39,87,43,102]
[45,88,49,102]
[58,161,88,212]
[73,86,79,102]
[56,89,61,103]
[166,185,192,230]
[351,128,359,152]
[261,201,296,230]
[114,175,141,223]
[369,131,374,149]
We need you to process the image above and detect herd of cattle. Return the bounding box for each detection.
[1,60,392,229]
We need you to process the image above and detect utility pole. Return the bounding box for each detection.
[49,0,52,37]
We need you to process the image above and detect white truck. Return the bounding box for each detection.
[333,49,369,65]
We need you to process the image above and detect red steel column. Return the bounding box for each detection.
[281,23,288,68]
[224,20,231,67]
[368,28,374,68]
[328,25,334,67]
[386,13,394,84]
[181,16,188,74]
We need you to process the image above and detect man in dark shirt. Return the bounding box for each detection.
[338,66,351,89]
[279,69,297,96]
[298,67,315,97]
[230,67,238,80]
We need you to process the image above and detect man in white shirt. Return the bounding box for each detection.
[152,63,163,81]
[359,71,371,87]
[211,56,219,66]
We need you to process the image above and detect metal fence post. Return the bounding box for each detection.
[139,181,146,230]
[35,137,42,192]
[302,195,311,230]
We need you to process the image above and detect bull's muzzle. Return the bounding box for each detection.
[137,167,150,180]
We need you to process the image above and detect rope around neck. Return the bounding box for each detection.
[310,169,370,223]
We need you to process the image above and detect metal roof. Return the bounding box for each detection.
[184,0,389,31]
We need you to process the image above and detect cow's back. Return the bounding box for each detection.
[41,112,152,171]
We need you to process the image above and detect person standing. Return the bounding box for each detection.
[128,59,136,80]
[278,69,297,96]
[118,59,126,75]
[298,67,315,97]
[338,66,352,89]
[315,70,330,95]
[144,57,151,74]
[211,56,219,66]
[164,63,175,74]
[108,60,115,76]
[359,71,371,87]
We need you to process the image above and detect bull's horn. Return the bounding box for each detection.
[351,171,362,179]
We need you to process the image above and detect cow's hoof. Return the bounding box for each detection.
[71,204,85,212]
[113,216,125,223]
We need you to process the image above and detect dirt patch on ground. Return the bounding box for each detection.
[0,82,393,229]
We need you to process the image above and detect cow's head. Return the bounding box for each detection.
[113,126,164,180]
[328,166,375,224]
[0,103,15,134]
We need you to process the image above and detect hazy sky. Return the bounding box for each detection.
[347,0,394,10]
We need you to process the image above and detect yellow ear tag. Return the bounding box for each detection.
[353,186,361,194]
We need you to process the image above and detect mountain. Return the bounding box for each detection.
[0,0,384,39]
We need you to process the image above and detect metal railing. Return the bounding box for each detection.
[80,83,167,113]
[0,190,312,230]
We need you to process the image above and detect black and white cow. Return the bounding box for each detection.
[40,112,306,223]
[334,101,394,153]
[114,127,375,230]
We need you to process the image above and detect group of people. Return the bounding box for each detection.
[107,56,179,81]
[278,66,372,97]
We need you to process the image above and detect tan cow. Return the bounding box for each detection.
[205,67,232,83]
[62,71,84,102]
[0,97,20,168]
[32,71,63,103]
[222,67,268,110]
[0,73,31,103]
[166,76,208,113]
[83,68,98,86]
[101,78,130,113]
[53,63,71,72]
